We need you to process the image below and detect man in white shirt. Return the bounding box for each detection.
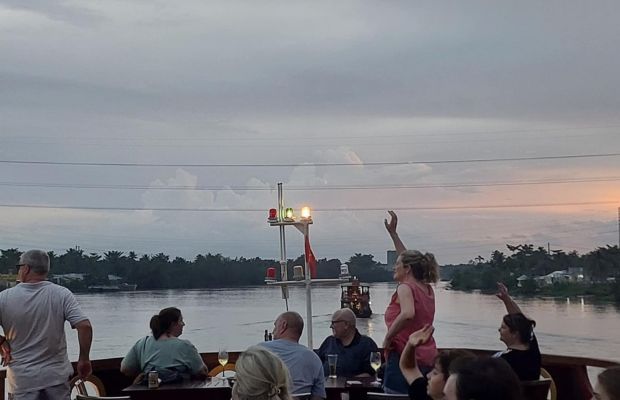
[0,249,93,400]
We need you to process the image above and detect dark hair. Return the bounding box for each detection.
[598,366,620,399]
[449,356,523,400]
[435,349,475,377]
[399,250,439,283]
[503,313,536,343]
[150,307,182,339]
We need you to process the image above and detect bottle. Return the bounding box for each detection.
[148,371,159,389]
[268,333,273,341]
[264,329,269,341]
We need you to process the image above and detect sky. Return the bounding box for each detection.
[1,1,619,265]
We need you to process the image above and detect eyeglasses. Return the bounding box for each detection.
[15,264,26,268]
[330,320,346,327]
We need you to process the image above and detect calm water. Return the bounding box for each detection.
[66,283,620,363]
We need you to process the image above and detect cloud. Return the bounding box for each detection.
[1,1,619,263]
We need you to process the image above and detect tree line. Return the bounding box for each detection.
[448,244,620,301]
[3,244,618,301]
[0,248,392,290]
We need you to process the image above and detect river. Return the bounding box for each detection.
[65,283,620,364]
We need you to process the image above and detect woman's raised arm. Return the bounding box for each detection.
[384,210,407,255]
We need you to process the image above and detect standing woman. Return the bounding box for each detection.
[383,211,439,394]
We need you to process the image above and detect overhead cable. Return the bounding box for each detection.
[0,200,616,212]
[1,152,620,168]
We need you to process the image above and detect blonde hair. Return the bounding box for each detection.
[232,346,292,400]
[399,250,439,284]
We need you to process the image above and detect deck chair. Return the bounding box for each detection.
[521,378,552,400]
[540,367,557,400]
[76,395,130,400]
[71,375,107,397]
[208,362,236,378]
[366,393,410,399]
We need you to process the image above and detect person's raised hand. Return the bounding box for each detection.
[408,324,434,347]
[384,210,398,235]
[496,282,510,301]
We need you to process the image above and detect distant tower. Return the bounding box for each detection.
[387,250,397,267]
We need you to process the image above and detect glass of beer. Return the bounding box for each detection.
[327,354,338,379]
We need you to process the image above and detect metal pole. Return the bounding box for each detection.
[304,222,313,348]
[277,183,289,308]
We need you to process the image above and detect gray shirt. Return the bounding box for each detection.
[0,281,88,393]
[261,339,326,398]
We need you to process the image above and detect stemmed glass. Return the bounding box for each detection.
[218,349,229,378]
[370,351,382,386]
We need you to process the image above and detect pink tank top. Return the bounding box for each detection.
[384,281,437,367]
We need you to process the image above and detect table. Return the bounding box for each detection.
[123,375,383,400]
[324,376,384,400]
[123,377,232,400]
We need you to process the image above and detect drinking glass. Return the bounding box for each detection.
[327,354,338,379]
[370,351,381,386]
[218,349,229,377]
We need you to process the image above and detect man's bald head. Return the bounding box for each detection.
[274,311,304,341]
[332,308,356,327]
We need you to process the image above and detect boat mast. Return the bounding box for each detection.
[267,182,345,348]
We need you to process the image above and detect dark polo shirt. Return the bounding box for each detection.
[316,330,379,377]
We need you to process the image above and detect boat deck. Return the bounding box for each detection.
[0,349,617,400]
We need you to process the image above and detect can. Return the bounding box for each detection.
[148,371,159,389]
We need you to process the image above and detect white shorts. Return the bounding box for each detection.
[9,381,71,400]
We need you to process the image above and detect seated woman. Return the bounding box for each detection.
[443,356,522,400]
[120,307,208,381]
[492,282,541,381]
[594,366,620,400]
[232,345,291,400]
[399,324,474,400]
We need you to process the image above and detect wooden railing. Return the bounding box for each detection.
[0,350,617,400]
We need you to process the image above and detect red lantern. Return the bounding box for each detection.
[266,267,276,280]
[268,208,278,222]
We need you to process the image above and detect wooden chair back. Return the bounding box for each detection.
[207,363,237,377]
[521,378,552,400]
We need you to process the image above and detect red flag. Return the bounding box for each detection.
[305,235,317,278]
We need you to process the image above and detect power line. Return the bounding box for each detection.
[3,123,619,142]
[1,176,619,191]
[0,200,616,212]
[1,152,620,168]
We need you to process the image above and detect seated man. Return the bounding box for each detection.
[261,311,326,400]
[317,308,378,377]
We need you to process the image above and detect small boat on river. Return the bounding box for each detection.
[87,283,137,292]
[340,279,372,318]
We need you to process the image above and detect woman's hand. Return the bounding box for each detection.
[496,282,510,302]
[384,210,398,235]
[408,324,434,347]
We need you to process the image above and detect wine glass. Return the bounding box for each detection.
[370,351,382,386]
[218,349,229,378]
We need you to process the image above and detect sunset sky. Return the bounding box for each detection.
[1,1,619,265]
